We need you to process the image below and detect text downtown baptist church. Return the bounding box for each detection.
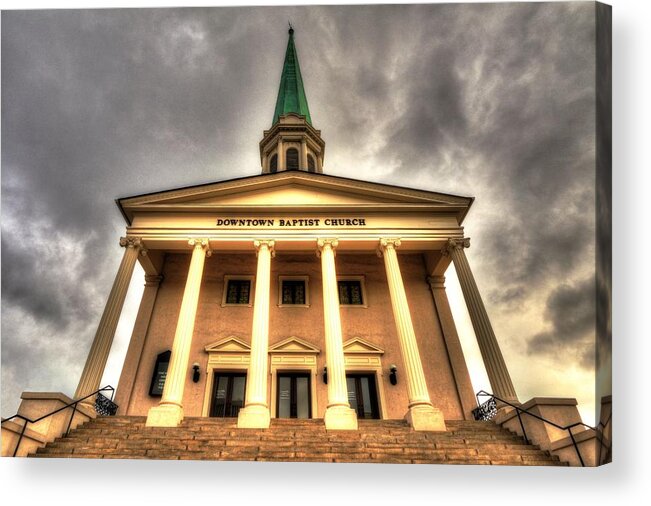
[215,217,368,227]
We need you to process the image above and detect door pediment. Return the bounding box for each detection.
[269,336,320,354]
[204,336,250,353]
[342,337,384,355]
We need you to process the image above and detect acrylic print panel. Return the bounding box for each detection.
[1,2,611,466]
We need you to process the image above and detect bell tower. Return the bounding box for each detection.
[260,27,325,174]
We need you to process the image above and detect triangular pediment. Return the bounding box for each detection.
[117,172,473,224]
[204,336,250,353]
[269,336,320,354]
[185,184,400,206]
[342,337,384,355]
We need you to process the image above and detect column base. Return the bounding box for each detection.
[146,403,184,427]
[324,405,358,430]
[237,405,271,429]
[405,404,446,431]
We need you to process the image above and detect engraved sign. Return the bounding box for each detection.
[215,217,367,227]
[149,350,171,397]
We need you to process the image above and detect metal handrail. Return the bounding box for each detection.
[473,390,612,467]
[1,385,117,457]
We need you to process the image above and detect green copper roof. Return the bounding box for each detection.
[272,28,312,126]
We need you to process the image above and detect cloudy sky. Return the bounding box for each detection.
[1,3,608,424]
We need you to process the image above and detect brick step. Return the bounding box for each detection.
[31,416,566,465]
[38,431,554,446]
[40,438,544,458]
[36,444,558,464]
[31,451,564,465]
[52,432,531,449]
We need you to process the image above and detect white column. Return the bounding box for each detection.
[317,239,358,430]
[427,276,477,420]
[300,138,308,170]
[238,240,274,428]
[75,236,142,406]
[146,239,211,427]
[277,137,285,172]
[378,239,446,431]
[114,274,164,414]
[444,238,518,404]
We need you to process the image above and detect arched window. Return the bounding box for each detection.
[307,154,316,173]
[270,154,278,173]
[286,148,299,170]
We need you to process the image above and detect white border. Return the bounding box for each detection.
[1,1,649,505]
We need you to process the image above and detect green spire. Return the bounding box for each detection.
[272,27,312,126]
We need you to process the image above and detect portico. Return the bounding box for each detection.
[64,169,511,432]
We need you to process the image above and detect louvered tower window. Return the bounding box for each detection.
[286,148,299,170]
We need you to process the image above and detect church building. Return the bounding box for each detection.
[73,27,519,433]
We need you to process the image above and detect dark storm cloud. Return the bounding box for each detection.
[1,4,602,414]
[527,276,596,368]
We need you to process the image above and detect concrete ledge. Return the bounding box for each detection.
[1,391,96,457]
[1,420,50,457]
[550,427,599,467]
[493,397,594,467]
[20,391,97,419]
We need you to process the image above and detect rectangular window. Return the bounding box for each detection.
[338,279,364,305]
[278,276,310,307]
[282,280,306,305]
[222,276,254,306]
[226,279,251,304]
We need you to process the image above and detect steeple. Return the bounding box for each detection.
[260,26,325,175]
[272,26,312,126]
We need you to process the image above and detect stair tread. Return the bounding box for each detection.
[30,416,565,466]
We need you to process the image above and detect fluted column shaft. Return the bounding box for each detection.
[379,239,432,407]
[427,276,477,420]
[246,240,273,405]
[147,239,210,426]
[318,239,349,408]
[238,241,274,428]
[75,236,142,402]
[115,274,164,414]
[445,238,518,404]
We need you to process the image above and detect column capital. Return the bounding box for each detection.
[316,238,338,257]
[254,240,276,258]
[427,275,446,289]
[442,237,471,256]
[188,238,212,257]
[377,238,401,257]
[120,236,142,249]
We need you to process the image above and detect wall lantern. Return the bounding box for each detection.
[389,365,398,386]
[322,367,328,384]
[192,363,201,383]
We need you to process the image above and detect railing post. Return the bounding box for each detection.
[569,429,585,467]
[516,409,529,444]
[65,403,78,436]
[13,420,27,457]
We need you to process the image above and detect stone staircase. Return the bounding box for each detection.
[30,416,567,465]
